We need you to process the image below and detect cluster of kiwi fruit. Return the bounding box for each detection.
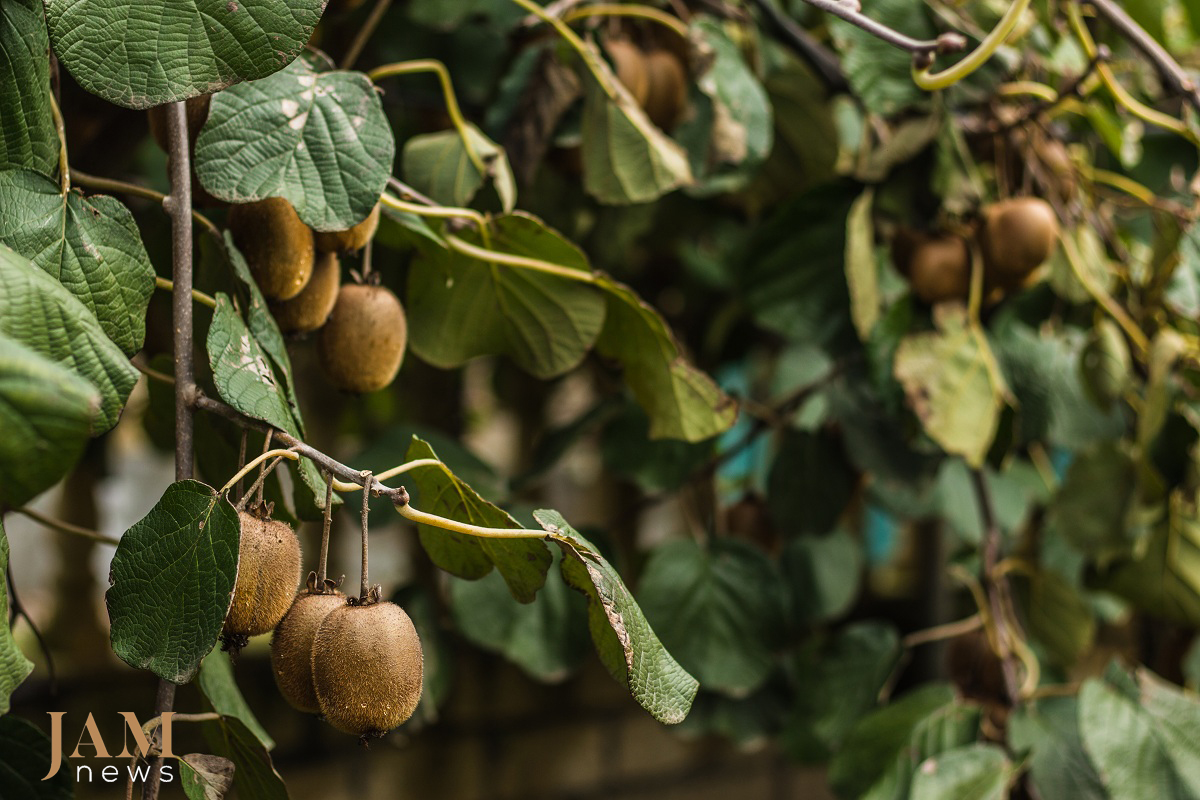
[603,32,690,132]
[892,197,1060,306]
[225,197,408,394]
[222,507,424,738]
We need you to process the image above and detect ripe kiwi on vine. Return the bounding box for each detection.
[227,198,315,301]
[316,279,407,393]
[270,251,341,335]
[642,47,688,132]
[892,228,971,305]
[311,595,424,737]
[222,509,303,652]
[315,203,381,254]
[271,584,347,713]
[978,197,1059,291]
[604,36,651,107]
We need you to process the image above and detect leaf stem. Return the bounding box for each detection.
[155,276,217,309]
[395,501,552,539]
[801,0,965,57]
[367,60,484,172]
[219,449,299,497]
[48,92,69,193]
[132,357,175,386]
[8,507,120,546]
[341,0,394,70]
[911,0,1031,90]
[901,614,983,649]
[508,0,613,97]
[1084,0,1200,112]
[318,471,333,586]
[561,4,689,38]
[1059,227,1150,358]
[444,233,598,284]
[330,459,447,492]
[69,169,223,241]
[359,471,372,600]
[379,191,492,250]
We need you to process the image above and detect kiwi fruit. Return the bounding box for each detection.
[270,252,340,334]
[314,203,381,254]
[642,48,688,131]
[312,601,423,736]
[978,197,1059,290]
[271,590,346,713]
[605,38,650,107]
[223,512,303,641]
[147,95,211,152]
[894,231,971,305]
[227,198,315,301]
[316,283,407,392]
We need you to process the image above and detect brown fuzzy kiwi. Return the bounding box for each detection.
[312,601,423,737]
[147,95,211,152]
[605,38,650,107]
[223,512,302,640]
[227,198,315,301]
[894,232,971,305]
[642,48,688,131]
[270,252,341,334]
[314,203,381,254]
[316,283,407,393]
[978,197,1059,291]
[271,590,347,713]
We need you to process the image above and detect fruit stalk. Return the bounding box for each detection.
[360,471,372,601]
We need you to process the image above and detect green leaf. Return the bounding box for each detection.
[0,519,33,714]
[579,43,692,204]
[199,648,275,749]
[406,213,606,379]
[201,716,287,800]
[45,0,325,109]
[179,754,236,800]
[403,437,551,603]
[106,480,240,684]
[781,529,862,626]
[595,275,736,441]
[637,538,785,695]
[537,509,699,723]
[0,715,72,798]
[1015,568,1096,668]
[401,125,516,212]
[0,335,102,508]
[1045,441,1136,562]
[827,0,934,115]
[195,56,394,231]
[1135,667,1200,791]
[448,547,589,683]
[0,245,138,432]
[0,0,58,175]
[909,744,1013,800]
[599,402,715,492]
[0,169,155,354]
[1009,697,1108,800]
[894,308,1011,467]
[768,428,857,537]
[845,189,880,340]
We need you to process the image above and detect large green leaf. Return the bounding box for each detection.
[1009,697,1108,800]
[768,428,857,537]
[401,125,516,212]
[201,716,287,800]
[595,276,736,441]
[0,335,101,508]
[579,43,691,204]
[402,437,551,603]
[106,481,240,684]
[536,509,699,724]
[1045,441,1137,563]
[908,744,1013,800]
[0,245,137,432]
[0,715,72,798]
[195,56,394,231]
[894,309,1011,467]
[0,519,33,714]
[407,213,606,379]
[0,169,155,354]
[45,0,325,109]
[637,538,785,695]
[198,648,275,749]
[782,529,863,626]
[0,0,58,175]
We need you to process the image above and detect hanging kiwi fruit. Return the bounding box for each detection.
[222,510,303,651]
[604,36,651,107]
[642,47,689,132]
[316,281,407,393]
[892,229,971,305]
[270,251,341,335]
[227,198,316,301]
[271,586,347,713]
[315,203,382,254]
[978,197,1059,291]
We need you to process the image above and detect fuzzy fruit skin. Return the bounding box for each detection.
[316,284,407,392]
[270,252,340,334]
[642,49,688,131]
[895,232,970,305]
[228,198,315,301]
[315,204,381,254]
[312,601,423,736]
[979,197,1059,290]
[605,38,650,107]
[271,591,346,713]
[224,513,302,637]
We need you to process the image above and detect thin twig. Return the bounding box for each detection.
[1085,0,1200,111]
[10,507,121,546]
[969,468,1022,705]
[746,0,848,91]
[799,0,965,56]
[341,0,394,70]
[6,565,57,696]
[993,48,1108,133]
[155,276,217,309]
[360,471,372,601]
[70,169,223,241]
[902,614,983,649]
[132,358,175,386]
[234,430,248,503]
[318,471,334,586]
